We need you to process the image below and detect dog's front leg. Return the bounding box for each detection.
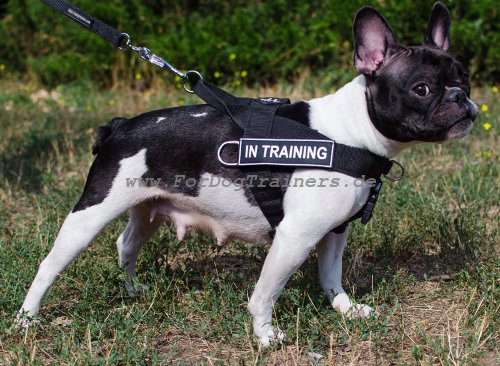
[317,230,372,318]
[248,216,328,346]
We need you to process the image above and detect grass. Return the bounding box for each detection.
[0,76,498,365]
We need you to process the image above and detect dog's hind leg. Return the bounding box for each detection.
[116,203,162,297]
[317,230,372,318]
[17,149,154,323]
[17,200,129,323]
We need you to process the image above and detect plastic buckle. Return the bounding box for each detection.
[361,180,383,224]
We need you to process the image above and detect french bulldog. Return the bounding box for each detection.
[18,2,477,346]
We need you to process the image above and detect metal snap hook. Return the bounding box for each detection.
[183,70,203,93]
[384,160,405,181]
[217,141,240,167]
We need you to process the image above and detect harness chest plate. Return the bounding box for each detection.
[219,138,335,168]
[190,80,393,237]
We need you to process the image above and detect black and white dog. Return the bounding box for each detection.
[18,2,477,346]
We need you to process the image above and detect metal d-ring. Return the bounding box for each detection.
[118,33,131,51]
[217,141,240,167]
[183,70,203,93]
[384,160,405,181]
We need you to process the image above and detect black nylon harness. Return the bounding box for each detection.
[40,0,396,237]
[192,79,393,236]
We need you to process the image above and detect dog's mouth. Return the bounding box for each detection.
[444,116,474,140]
[416,114,474,143]
[439,99,478,141]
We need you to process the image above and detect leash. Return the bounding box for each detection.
[40,0,195,90]
[40,0,405,236]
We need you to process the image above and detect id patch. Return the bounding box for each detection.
[239,138,334,168]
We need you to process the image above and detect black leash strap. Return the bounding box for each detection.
[40,0,190,81]
[40,0,125,48]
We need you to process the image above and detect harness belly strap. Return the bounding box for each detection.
[192,79,392,237]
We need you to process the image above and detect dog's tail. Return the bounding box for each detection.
[92,117,127,155]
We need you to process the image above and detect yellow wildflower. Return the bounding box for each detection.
[481,104,488,113]
[214,71,222,78]
[175,75,182,82]
[483,122,492,131]
[229,53,236,60]
[135,73,142,80]
[0,64,5,71]
[240,71,248,78]
[492,86,498,93]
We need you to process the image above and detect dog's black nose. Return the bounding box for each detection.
[467,103,479,121]
[447,88,467,103]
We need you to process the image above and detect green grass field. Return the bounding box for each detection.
[0,78,498,365]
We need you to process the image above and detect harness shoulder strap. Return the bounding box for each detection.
[241,96,292,236]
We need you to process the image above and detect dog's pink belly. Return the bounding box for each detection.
[147,199,270,245]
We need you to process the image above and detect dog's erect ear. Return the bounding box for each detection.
[424,2,451,51]
[353,6,399,77]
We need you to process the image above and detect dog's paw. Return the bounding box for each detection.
[123,281,140,298]
[347,303,373,319]
[259,326,286,348]
[122,274,148,298]
[253,320,286,347]
[14,311,39,329]
[332,293,373,319]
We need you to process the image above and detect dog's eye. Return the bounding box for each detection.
[413,83,431,97]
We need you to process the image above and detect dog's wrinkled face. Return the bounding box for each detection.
[353,2,477,142]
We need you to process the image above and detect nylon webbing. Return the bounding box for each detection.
[40,0,125,48]
[193,79,256,130]
[242,98,291,234]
